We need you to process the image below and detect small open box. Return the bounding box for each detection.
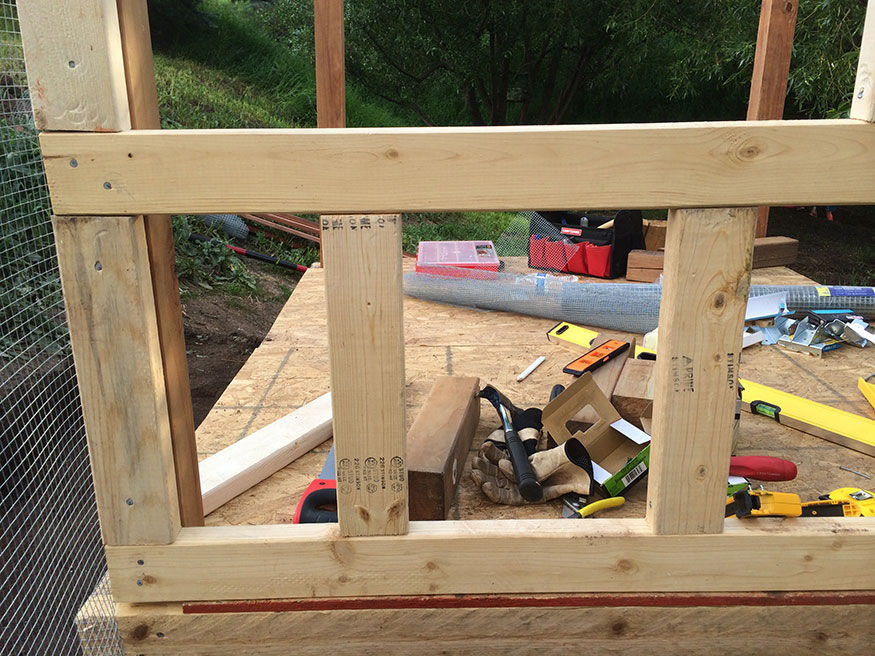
[542,372,650,497]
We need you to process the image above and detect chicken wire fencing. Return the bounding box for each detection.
[1,4,124,655]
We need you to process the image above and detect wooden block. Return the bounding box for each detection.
[18,0,130,131]
[627,236,797,282]
[646,207,756,535]
[642,219,667,251]
[611,359,656,429]
[53,215,180,545]
[625,267,662,283]
[407,377,480,520]
[323,214,407,537]
[751,236,798,268]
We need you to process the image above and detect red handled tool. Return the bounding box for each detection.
[293,445,337,523]
[729,456,797,482]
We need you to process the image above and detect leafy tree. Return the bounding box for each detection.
[608,0,869,119]
[263,0,869,125]
[264,1,619,125]
[148,0,206,48]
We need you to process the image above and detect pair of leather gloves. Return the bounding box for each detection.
[471,407,594,505]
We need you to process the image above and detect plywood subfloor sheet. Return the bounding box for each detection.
[196,261,875,526]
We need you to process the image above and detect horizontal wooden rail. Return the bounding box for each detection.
[41,120,875,215]
[106,517,875,602]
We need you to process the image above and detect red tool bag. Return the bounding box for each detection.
[528,210,645,279]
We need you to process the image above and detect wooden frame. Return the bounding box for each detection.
[18,0,875,609]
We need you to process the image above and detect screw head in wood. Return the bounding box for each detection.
[125,497,134,505]
[137,559,144,565]
[94,261,102,271]
[67,60,76,68]
[69,159,78,168]
[103,181,112,190]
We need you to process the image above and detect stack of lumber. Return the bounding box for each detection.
[626,236,798,282]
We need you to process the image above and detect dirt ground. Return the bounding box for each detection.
[182,207,874,426]
[183,260,305,426]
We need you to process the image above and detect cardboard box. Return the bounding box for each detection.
[542,372,650,497]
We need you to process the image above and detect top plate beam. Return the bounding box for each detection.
[40,120,875,215]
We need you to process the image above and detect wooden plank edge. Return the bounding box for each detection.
[182,590,875,614]
[105,517,875,602]
[199,393,333,514]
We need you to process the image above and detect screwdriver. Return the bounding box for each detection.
[729,456,797,482]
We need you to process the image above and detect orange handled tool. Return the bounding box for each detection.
[729,456,797,482]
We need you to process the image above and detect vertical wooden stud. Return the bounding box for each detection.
[851,0,875,122]
[314,0,346,129]
[53,216,181,545]
[116,0,205,526]
[646,208,756,535]
[747,0,798,238]
[322,215,408,537]
[17,0,131,131]
[315,0,347,265]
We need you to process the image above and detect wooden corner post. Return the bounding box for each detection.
[19,0,199,542]
[646,208,756,535]
[851,0,875,123]
[747,0,798,238]
[53,215,181,545]
[322,215,408,537]
[116,0,205,526]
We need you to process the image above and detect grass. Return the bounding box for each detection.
[154,0,514,292]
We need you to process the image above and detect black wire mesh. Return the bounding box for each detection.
[1,3,124,654]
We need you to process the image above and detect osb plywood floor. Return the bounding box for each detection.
[196,261,875,526]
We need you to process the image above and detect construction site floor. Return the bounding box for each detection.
[196,260,875,526]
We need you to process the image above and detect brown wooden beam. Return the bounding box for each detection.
[747,0,799,238]
[117,0,204,526]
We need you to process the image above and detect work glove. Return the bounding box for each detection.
[471,411,594,506]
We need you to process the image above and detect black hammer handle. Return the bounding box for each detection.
[480,386,543,502]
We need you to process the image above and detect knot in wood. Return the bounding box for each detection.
[712,293,726,310]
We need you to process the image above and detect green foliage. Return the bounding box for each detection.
[609,0,869,119]
[157,0,401,128]
[401,212,515,254]
[172,216,259,295]
[263,1,618,126]
[148,0,206,49]
[263,0,869,125]
[0,117,68,357]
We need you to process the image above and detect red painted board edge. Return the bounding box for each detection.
[184,591,875,615]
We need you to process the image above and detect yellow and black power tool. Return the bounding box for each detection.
[726,487,875,518]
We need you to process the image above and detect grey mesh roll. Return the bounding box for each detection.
[403,270,875,334]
